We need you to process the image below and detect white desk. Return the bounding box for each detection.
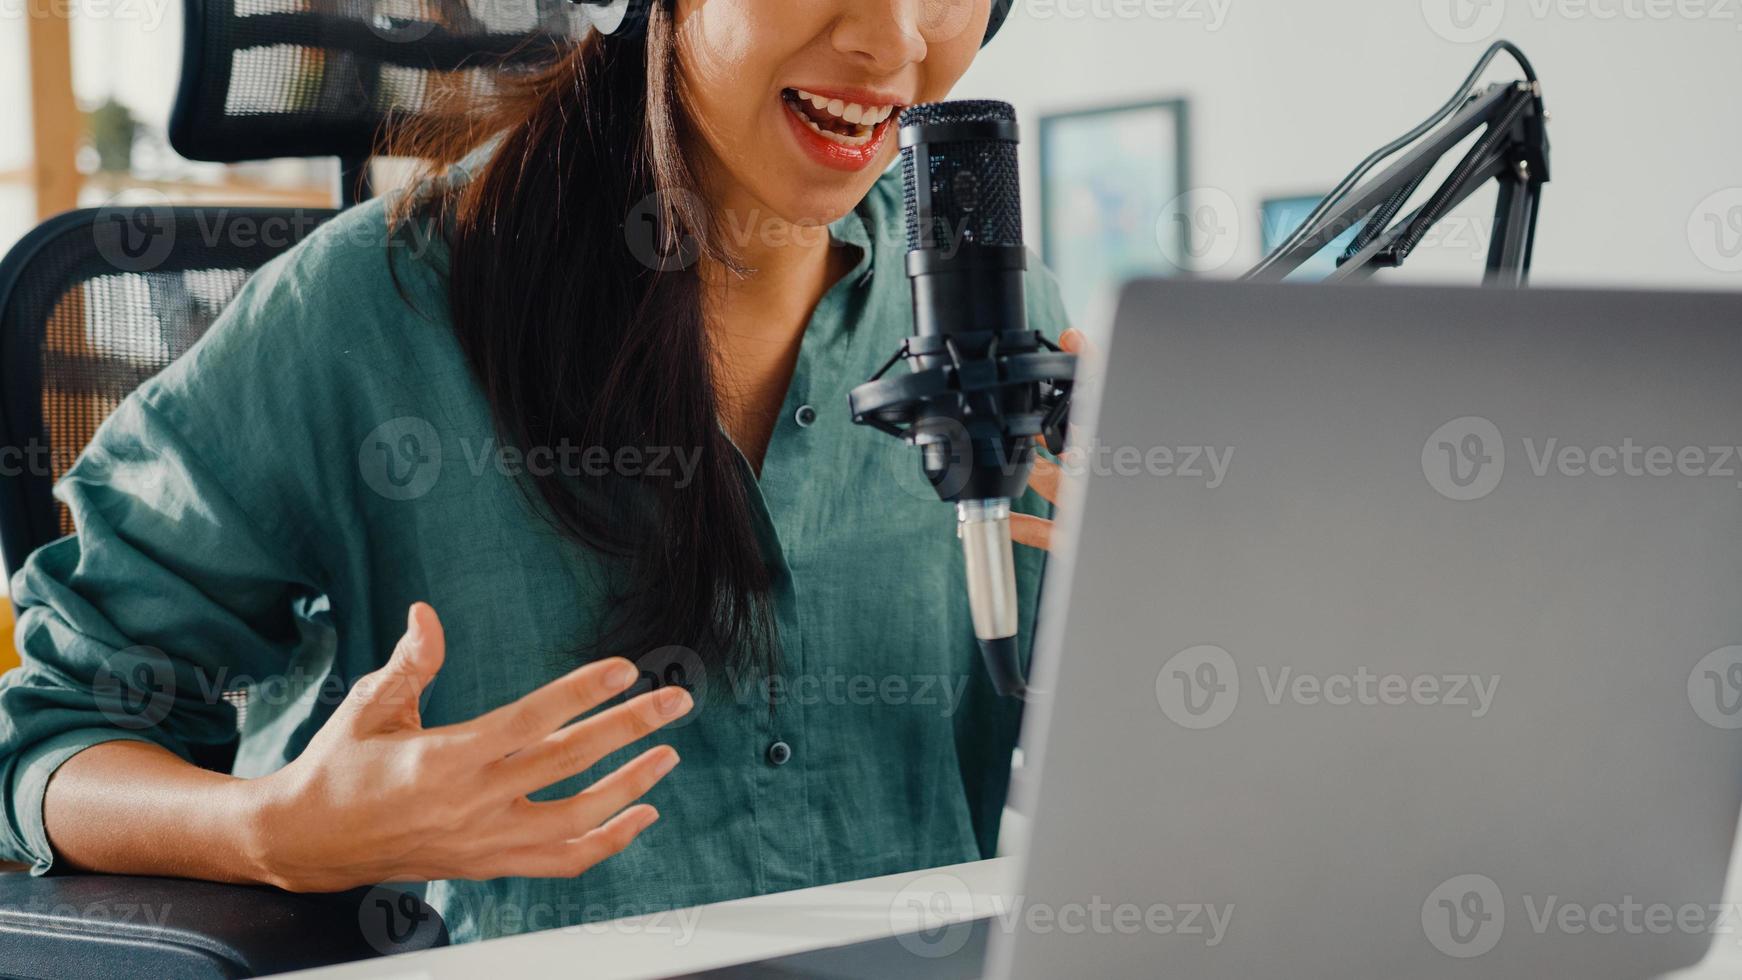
[286,857,1017,980]
[1658,812,1742,980]
[292,810,1742,979]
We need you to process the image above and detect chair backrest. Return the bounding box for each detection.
[169,0,589,168]
[0,206,337,582]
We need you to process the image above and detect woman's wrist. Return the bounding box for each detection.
[232,767,307,891]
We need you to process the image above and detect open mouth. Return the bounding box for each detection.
[781,88,899,149]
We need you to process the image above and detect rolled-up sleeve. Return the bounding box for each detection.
[0,394,311,874]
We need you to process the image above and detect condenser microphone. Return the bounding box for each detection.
[848,100,1074,699]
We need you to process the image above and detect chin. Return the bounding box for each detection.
[797,186,879,224]
[748,176,884,231]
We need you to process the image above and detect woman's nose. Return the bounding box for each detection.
[830,0,932,74]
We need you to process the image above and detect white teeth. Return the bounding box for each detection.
[785,89,896,147]
[791,89,894,124]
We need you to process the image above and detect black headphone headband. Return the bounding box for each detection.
[571,0,1015,47]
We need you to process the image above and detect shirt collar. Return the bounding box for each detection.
[828,189,880,291]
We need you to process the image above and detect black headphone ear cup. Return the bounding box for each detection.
[983,0,1014,45]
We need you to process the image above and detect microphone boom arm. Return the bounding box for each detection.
[1245,76,1549,286]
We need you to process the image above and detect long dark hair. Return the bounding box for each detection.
[389,4,774,677]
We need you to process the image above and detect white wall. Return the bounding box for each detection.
[955,0,1742,321]
[0,20,36,257]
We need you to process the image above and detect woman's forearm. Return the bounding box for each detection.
[42,740,272,884]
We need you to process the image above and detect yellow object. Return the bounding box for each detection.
[0,599,17,674]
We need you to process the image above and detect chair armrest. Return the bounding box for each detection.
[0,871,447,978]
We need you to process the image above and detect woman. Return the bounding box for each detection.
[0,0,1075,942]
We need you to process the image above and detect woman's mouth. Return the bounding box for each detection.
[780,88,901,171]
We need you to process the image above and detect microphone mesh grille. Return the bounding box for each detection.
[900,101,1022,252]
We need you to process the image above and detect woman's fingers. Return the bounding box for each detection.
[482,804,660,880]
[1010,513,1055,551]
[491,686,693,796]
[511,745,679,842]
[1012,328,1091,555]
[460,656,640,755]
[1018,447,1063,550]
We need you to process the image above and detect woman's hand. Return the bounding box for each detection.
[1011,328,1090,553]
[247,603,688,892]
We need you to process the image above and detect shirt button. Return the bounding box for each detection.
[793,404,817,428]
[766,740,792,766]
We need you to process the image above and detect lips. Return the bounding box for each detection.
[779,87,903,172]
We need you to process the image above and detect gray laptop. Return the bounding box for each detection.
[999,279,1742,979]
[692,280,1742,979]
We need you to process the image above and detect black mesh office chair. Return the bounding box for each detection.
[0,206,463,978]
[170,0,589,203]
[0,0,587,974]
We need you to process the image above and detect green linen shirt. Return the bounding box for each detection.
[0,160,1065,943]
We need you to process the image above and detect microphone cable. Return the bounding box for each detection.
[1245,40,1540,281]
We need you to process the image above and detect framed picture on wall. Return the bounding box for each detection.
[1038,98,1189,320]
[1259,193,1360,281]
